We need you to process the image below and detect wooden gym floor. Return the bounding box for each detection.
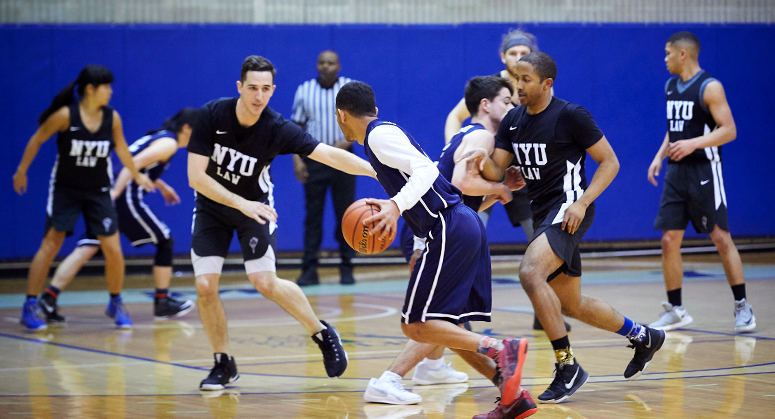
[0,252,773,418]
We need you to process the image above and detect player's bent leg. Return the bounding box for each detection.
[401,320,528,405]
[710,227,757,331]
[21,229,67,331]
[39,244,99,324]
[195,273,229,353]
[651,230,694,330]
[519,234,566,340]
[152,238,194,319]
[412,344,468,385]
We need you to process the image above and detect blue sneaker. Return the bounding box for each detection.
[20,298,47,331]
[105,296,133,329]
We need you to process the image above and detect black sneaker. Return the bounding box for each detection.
[533,315,571,332]
[624,326,665,380]
[312,320,348,377]
[154,296,195,320]
[200,354,240,390]
[537,362,588,403]
[38,295,66,323]
[296,269,319,286]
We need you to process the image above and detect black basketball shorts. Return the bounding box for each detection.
[533,199,596,281]
[45,185,117,237]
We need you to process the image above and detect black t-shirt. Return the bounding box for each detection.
[187,97,319,204]
[494,97,603,220]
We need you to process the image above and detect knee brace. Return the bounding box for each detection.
[154,237,174,267]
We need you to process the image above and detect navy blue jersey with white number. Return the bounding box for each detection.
[52,102,115,189]
[187,97,320,206]
[494,97,603,220]
[436,123,486,211]
[364,120,462,238]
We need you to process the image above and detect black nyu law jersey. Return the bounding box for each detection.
[187,97,319,206]
[53,102,115,189]
[495,97,603,221]
[666,70,720,163]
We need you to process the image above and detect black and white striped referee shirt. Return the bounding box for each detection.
[291,76,352,145]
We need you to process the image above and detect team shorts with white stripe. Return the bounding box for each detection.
[45,185,117,237]
[654,160,729,234]
[401,203,492,325]
[78,190,171,247]
[190,198,277,277]
[533,198,596,281]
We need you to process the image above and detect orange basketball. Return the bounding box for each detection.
[342,198,395,254]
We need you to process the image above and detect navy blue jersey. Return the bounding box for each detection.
[495,97,603,220]
[364,120,462,237]
[52,102,115,189]
[437,123,486,211]
[187,97,320,205]
[122,129,176,201]
[666,70,721,163]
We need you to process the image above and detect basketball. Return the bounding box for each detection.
[342,198,395,254]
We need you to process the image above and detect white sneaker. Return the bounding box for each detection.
[734,299,756,331]
[412,360,469,385]
[364,377,422,405]
[648,302,693,331]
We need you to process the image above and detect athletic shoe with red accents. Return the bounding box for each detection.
[495,338,529,405]
[473,389,538,419]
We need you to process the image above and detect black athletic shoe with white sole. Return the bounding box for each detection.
[312,320,348,377]
[154,296,195,319]
[624,326,665,379]
[200,354,240,390]
[537,362,588,404]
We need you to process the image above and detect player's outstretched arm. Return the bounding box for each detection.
[307,143,376,178]
[187,152,277,224]
[113,137,176,198]
[444,99,471,144]
[13,107,69,195]
[113,112,155,193]
[667,81,736,162]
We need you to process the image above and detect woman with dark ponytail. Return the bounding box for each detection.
[13,64,155,331]
[38,107,201,323]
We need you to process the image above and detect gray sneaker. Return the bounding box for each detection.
[647,302,693,331]
[734,299,756,331]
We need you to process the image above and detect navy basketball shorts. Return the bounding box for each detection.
[190,199,277,277]
[654,161,729,234]
[402,204,492,325]
[45,185,117,237]
[533,199,596,281]
[78,191,172,248]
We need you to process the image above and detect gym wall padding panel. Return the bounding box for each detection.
[2,23,773,260]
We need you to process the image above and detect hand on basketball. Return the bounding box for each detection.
[667,139,697,162]
[503,166,526,191]
[238,199,278,225]
[362,198,399,241]
[562,201,587,234]
[13,170,27,195]
[647,158,662,186]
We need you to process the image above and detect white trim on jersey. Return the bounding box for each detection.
[425,312,492,321]
[257,165,277,234]
[47,155,60,217]
[421,213,447,322]
[404,243,429,324]
[553,157,584,225]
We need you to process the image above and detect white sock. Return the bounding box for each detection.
[379,370,403,382]
[423,357,445,369]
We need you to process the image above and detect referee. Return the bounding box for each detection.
[292,50,357,286]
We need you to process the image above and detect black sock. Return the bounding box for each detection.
[667,288,682,307]
[26,294,37,300]
[214,352,229,364]
[155,288,169,300]
[110,293,120,300]
[731,284,746,301]
[45,286,61,298]
[550,336,574,365]
[491,368,502,387]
